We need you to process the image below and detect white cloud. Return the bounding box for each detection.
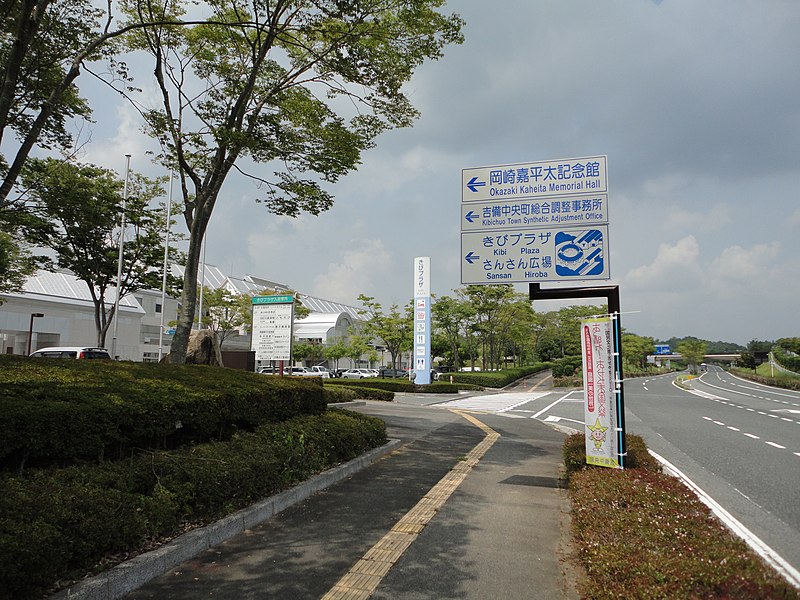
[709,242,780,282]
[663,202,731,233]
[311,239,392,303]
[623,236,703,291]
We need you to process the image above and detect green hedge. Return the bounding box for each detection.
[325,378,480,395]
[324,386,359,403]
[551,356,582,378]
[327,384,395,401]
[443,363,550,388]
[771,348,800,375]
[562,433,661,480]
[731,367,800,391]
[0,410,387,600]
[569,466,797,599]
[0,356,326,471]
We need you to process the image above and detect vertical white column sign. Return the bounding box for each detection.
[580,316,620,468]
[413,257,431,385]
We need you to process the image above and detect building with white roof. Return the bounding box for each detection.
[1,265,371,365]
[0,271,146,358]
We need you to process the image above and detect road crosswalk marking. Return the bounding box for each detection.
[435,392,549,414]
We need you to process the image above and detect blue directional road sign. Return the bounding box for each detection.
[461,225,611,284]
[461,194,608,232]
[462,156,607,203]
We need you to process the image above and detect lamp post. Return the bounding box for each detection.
[27,313,44,354]
[111,154,131,359]
[158,168,174,362]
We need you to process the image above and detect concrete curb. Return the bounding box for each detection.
[53,439,402,600]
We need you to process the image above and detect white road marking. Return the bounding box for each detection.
[649,451,800,589]
[531,391,580,420]
[436,391,548,413]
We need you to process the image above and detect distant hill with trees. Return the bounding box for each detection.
[657,337,745,354]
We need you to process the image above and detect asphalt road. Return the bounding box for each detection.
[626,367,800,575]
[488,367,800,583]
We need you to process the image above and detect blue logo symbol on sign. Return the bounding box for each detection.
[555,230,604,277]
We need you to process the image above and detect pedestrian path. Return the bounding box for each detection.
[436,391,550,414]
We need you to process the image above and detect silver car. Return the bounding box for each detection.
[341,368,375,379]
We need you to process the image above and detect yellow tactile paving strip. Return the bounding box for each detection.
[321,411,499,600]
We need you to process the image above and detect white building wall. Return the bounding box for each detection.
[133,289,181,362]
[0,294,143,359]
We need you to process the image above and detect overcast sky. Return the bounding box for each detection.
[82,0,800,346]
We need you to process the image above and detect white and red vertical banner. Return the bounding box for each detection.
[413,257,431,384]
[581,316,619,468]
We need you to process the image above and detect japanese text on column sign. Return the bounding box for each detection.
[488,160,602,196]
[417,259,425,291]
[591,322,606,418]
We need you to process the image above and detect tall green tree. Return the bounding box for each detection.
[678,338,708,374]
[431,294,472,369]
[622,333,655,372]
[197,286,248,349]
[21,158,181,347]
[357,294,412,370]
[323,338,348,370]
[0,229,38,302]
[0,0,97,203]
[119,0,463,363]
[0,0,255,206]
[460,284,517,370]
[498,296,537,367]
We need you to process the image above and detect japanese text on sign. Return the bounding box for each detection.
[462,156,607,203]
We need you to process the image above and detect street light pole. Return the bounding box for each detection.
[158,169,174,362]
[27,313,44,354]
[111,155,131,359]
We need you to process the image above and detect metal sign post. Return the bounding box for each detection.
[529,283,627,468]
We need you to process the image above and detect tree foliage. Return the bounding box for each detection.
[0,230,38,301]
[20,158,182,346]
[622,332,655,373]
[677,337,708,374]
[357,294,411,370]
[116,0,463,363]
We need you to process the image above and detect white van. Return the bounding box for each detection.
[29,347,112,359]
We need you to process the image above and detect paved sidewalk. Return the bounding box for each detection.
[64,401,579,599]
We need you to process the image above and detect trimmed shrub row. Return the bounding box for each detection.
[326,384,395,402]
[562,432,661,481]
[325,378,476,395]
[774,348,800,373]
[731,367,800,392]
[569,467,797,599]
[443,363,551,388]
[0,410,387,599]
[563,433,798,599]
[0,356,326,471]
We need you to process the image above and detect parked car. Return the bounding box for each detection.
[284,366,315,376]
[29,346,111,359]
[341,368,375,379]
[406,368,442,382]
[378,367,406,378]
[308,365,330,378]
[330,368,347,378]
